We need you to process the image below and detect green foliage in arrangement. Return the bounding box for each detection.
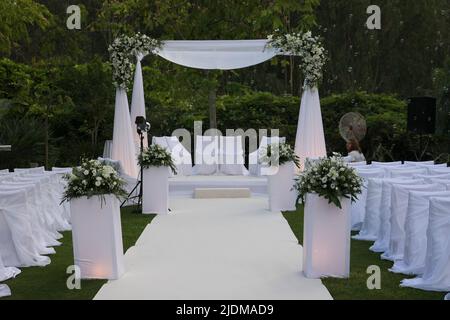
[62,159,127,203]
[260,143,300,168]
[138,144,177,174]
[295,154,364,209]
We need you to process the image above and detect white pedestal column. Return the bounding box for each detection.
[70,195,125,280]
[143,166,170,214]
[268,162,298,212]
[303,193,351,279]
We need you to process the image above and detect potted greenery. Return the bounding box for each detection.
[139,144,177,214]
[295,154,363,279]
[260,143,300,212]
[62,159,127,280]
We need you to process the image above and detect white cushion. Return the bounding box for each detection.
[193,136,219,175]
[219,136,248,176]
[152,137,170,150]
[249,137,286,176]
[167,137,193,176]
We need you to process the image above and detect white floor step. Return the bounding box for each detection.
[194,188,251,199]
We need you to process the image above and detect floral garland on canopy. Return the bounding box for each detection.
[267,31,326,89]
[109,33,161,89]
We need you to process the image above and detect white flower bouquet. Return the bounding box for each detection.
[259,143,300,168]
[62,159,127,203]
[109,33,161,89]
[295,154,363,209]
[138,144,177,174]
[267,30,327,89]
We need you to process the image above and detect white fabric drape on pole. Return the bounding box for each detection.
[112,89,138,178]
[295,87,327,170]
[154,40,278,70]
[130,54,148,151]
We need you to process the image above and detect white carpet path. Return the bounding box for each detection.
[94,198,332,300]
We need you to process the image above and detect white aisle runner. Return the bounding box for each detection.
[94,198,332,300]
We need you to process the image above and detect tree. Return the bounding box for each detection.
[0,0,52,56]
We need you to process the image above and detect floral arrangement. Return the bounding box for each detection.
[294,154,363,209]
[62,159,127,203]
[267,30,326,89]
[138,144,177,174]
[109,33,161,89]
[259,143,300,168]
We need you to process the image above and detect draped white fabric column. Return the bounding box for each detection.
[295,87,327,170]
[112,89,138,178]
[130,54,148,151]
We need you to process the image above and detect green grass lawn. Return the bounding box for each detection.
[1,206,155,300]
[283,205,446,300]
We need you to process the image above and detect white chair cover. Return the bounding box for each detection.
[401,197,450,291]
[429,178,450,187]
[353,178,384,241]
[351,168,385,231]
[0,247,20,282]
[0,284,12,298]
[0,190,51,267]
[52,167,73,174]
[404,161,435,166]
[389,168,428,179]
[14,175,71,232]
[427,167,450,175]
[383,183,444,262]
[347,161,368,167]
[372,161,403,167]
[413,173,450,183]
[370,179,424,253]
[0,183,57,255]
[390,190,450,275]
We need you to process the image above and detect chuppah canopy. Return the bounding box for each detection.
[154,40,281,70]
[111,35,326,177]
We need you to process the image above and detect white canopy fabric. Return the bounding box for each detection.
[154,40,279,70]
[112,89,138,178]
[112,39,326,176]
[130,53,148,151]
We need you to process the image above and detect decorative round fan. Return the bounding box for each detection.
[339,112,367,142]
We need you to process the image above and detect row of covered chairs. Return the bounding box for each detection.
[0,167,72,298]
[349,161,450,294]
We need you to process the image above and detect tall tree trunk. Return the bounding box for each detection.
[208,86,217,130]
[44,113,49,170]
